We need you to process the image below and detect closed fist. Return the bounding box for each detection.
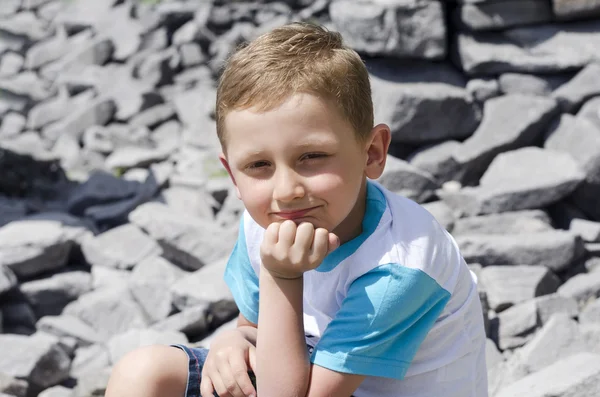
[260,220,339,279]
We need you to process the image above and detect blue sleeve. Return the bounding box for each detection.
[310,264,451,380]
[223,215,259,324]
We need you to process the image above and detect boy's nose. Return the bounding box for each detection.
[273,168,305,202]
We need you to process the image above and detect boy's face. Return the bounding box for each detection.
[220,93,389,243]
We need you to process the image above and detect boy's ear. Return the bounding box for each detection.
[219,153,242,200]
[365,123,391,180]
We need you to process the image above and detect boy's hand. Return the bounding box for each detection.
[260,220,340,280]
[200,329,257,397]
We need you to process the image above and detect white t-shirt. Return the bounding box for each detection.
[224,180,488,397]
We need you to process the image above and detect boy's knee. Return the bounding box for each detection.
[107,345,188,397]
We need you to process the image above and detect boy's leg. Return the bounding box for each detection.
[105,345,189,397]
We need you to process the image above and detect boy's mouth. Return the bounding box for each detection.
[274,206,320,220]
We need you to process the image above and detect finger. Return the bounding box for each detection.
[248,345,257,373]
[229,354,257,396]
[309,228,329,265]
[293,222,314,252]
[211,373,233,397]
[215,362,246,397]
[328,232,340,254]
[200,375,216,397]
[263,222,280,246]
[277,220,296,248]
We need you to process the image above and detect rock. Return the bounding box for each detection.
[129,256,186,323]
[533,293,579,325]
[0,373,27,397]
[107,328,188,365]
[66,171,139,216]
[1,301,37,334]
[0,265,18,297]
[578,96,600,129]
[0,52,24,77]
[197,318,238,348]
[96,3,143,61]
[570,218,600,242]
[553,0,600,21]
[0,11,49,42]
[19,271,92,318]
[407,140,461,184]
[152,303,210,339]
[586,257,600,273]
[0,220,79,279]
[498,72,570,96]
[457,231,585,272]
[38,385,73,397]
[81,223,162,270]
[73,367,111,397]
[451,210,553,236]
[0,333,70,389]
[37,314,102,347]
[69,344,110,379]
[90,265,130,291]
[557,271,600,305]
[552,63,600,112]
[479,265,561,311]
[159,186,216,221]
[0,113,26,139]
[580,298,600,324]
[497,300,538,350]
[466,78,500,102]
[105,145,173,171]
[457,20,600,75]
[369,60,480,144]
[329,0,446,59]
[421,201,455,232]
[495,352,600,397]
[129,202,234,271]
[62,287,150,342]
[545,114,600,222]
[25,26,69,70]
[443,147,585,216]
[452,95,558,185]
[376,155,438,203]
[455,0,553,31]
[171,256,234,311]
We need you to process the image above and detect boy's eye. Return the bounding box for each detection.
[301,153,327,161]
[247,161,270,169]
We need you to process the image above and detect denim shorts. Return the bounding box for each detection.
[171,344,256,397]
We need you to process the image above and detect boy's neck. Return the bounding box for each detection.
[332,178,368,245]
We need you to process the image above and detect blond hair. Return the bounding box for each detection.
[215,22,373,149]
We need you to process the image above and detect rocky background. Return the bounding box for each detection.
[1,0,600,396]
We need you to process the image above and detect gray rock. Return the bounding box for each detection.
[37,314,102,347]
[479,265,561,311]
[0,132,57,162]
[0,52,24,77]
[455,0,552,31]
[171,256,234,311]
[495,352,600,397]
[466,78,500,102]
[19,271,92,318]
[452,95,558,185]
[105,145,173,171]
[0,265,17,297]
[552,63,600,113]
[69,344,110,379]
[586,257,600,273]
[152,304,210,338]
[38,385,73,397]
[0,333,70,389]
[580,298,600,324]
[159,186,216,221]
[129,202,234,271]
[107,328,188,365]
[90,265,130,290]
[578,96,600,129]
[0,373,27,397]
[25,26,69,70]
[0,11,49,41]
[129,256,186,323]
[558,271,600,305]
[26,87,71,130]
[533,293,579,325]
[452,210,553,236]
[377,155,438,203]
[66,171,139,215]
[97,3,143,61]
[1,301,37,334]
[0,112,25,140]
[421,201,455,232]
[62,287,150,342]
[0,196,27,227]
[179,42,206,68]
[443,147,585,216]
[407,140,461,184]
[587,243,600,256]
[0,220,77,279]
[81,224,162,270]
[498,72,570,96]
[457,20,600,75]
[52,0,119,30]
[571,219,600,242]
[497,300,538,349]
[329,0,446,60]
[0,0,21,17]
[42,97,116,142]
[197,318,238,348]
[457,231,585,272]
[553,0,600,21]
[73,366,111,397]
[0,72,54,102]
[370,60,479,144]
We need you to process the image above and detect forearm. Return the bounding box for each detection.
[256,269,309,397]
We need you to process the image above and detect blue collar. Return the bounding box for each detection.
[316,180,387,272]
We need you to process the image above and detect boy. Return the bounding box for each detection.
[105,22,488,397]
